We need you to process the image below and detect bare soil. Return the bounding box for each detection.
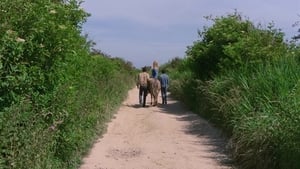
[79,88,233,169]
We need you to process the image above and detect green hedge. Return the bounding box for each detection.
[167,12,300,169]
[0,0,136,168]
[0,54,135,169]
[206,56,300,169]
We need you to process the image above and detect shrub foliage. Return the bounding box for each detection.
[0,0,135,169]
[167,12,300,169]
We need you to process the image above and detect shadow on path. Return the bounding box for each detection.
[125,91,235,168]
[156,96,234,168]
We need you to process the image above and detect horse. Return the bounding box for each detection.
[147,78,161,106]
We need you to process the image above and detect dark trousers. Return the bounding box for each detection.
[161,87,167,104]
[139,85,148,107]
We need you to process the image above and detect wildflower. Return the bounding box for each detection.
[6,30,14,34]
[49,10,57,14]
[16,37,25,43]
[49,125,56,131]
[58,25,67,30]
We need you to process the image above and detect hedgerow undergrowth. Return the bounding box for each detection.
[0,0,135,168]
[166,12,300,169]
[207,56,300,169]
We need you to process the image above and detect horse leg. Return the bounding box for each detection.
[153,95,157,106]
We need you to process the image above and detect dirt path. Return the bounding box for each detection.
[79,88,233,169]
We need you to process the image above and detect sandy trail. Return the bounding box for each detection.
[79,88,232,169]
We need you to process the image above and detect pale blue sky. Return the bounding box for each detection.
[81,0,300,68]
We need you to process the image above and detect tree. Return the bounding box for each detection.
[186,12,287,80]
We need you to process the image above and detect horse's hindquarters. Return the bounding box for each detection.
[148,78,161,106]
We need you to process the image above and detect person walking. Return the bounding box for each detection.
[136,66,150,107]
[159,69,169,104]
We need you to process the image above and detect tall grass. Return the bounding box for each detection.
[169,55,300,169]
[206,56,300,169]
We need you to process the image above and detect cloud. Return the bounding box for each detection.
[82,0,300,28]
[82,0,222,27]
[96,39,187,68]
[81,0,300,67]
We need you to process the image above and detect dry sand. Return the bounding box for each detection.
[79,88,233,169]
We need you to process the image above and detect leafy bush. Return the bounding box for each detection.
[0,0,136,168]
[0,0,89,109]
[168,11,300,169]
[186,12,287,80]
